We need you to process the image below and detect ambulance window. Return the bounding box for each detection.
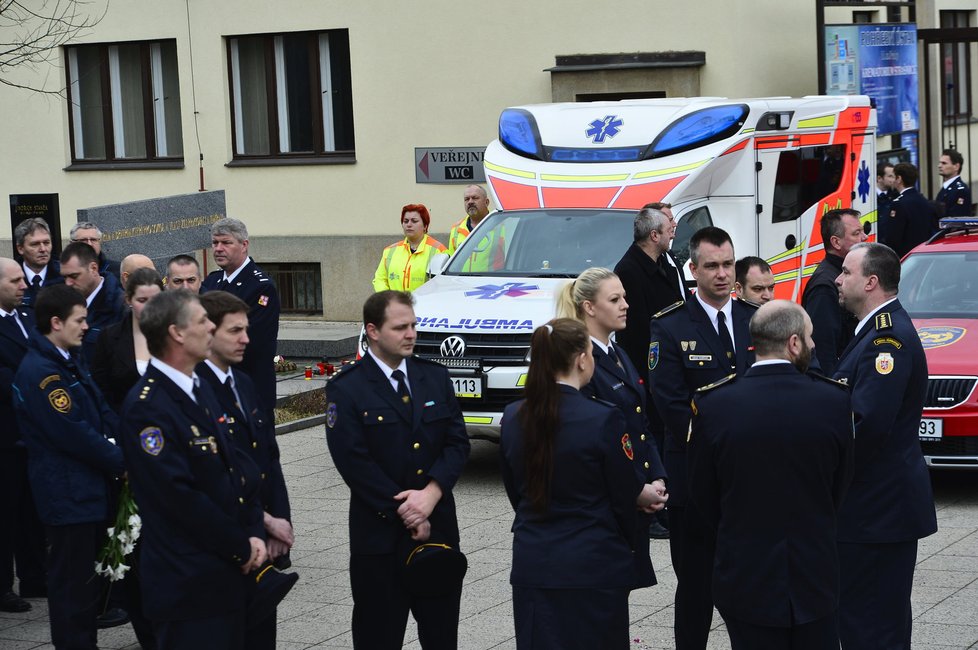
[672,207,713,269]
[771,145,846,224]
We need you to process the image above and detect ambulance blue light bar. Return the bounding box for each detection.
[649,104,749,158]
[499,109,544,160]
[939,217,978,229]
[549,147,643,162]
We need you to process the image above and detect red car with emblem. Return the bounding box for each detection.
[900,217,978,468]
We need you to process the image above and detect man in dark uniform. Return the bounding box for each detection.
[14,217,64,309]
[648,226,756,650]
[325,290,470,650]
[201,218,280,415]
[833,242,937,649]
[119,290,269,650]
[689,300,854,650]
[12,285,126,649]
[876,163,897,219]
[879,163,937,258]
[733,256,775,306]
[197,291,292,650]
[802,209,868,376]
[60,242,125,365]
[936,148,972,218]
[70,222,121,283]
[0,258,46,613]
[614,203,686,539]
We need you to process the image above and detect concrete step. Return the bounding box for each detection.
[276,319,360,359]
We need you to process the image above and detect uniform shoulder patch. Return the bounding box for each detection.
[652,301,684,319]
[139,427,164,456]
[695,373,737,393]
[326,403,338,429]
[47,388,71,413]
[875,312,893,331]
[809,372,850,390]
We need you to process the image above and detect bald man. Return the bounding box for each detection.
[120,254,156,289]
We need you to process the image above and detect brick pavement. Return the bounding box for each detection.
[2,424,978,649]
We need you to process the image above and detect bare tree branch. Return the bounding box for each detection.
[0,0,107,95]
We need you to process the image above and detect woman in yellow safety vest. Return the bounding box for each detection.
[372,203,447,292]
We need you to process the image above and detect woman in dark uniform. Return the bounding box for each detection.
[500,318,665,650]
[557,267,669,588]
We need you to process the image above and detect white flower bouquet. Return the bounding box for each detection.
[94,482,141,582]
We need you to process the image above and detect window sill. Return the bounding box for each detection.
[64,161,185,171]
[942,115,977,127]
[225,155,356,167]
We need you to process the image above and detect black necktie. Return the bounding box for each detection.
[716,311,736,369]
[391,369,411,409]
[31,276,41,290]
[223,376,246,420]
[607,345,624,371]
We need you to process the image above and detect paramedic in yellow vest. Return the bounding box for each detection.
[372,204,447,292]
[447,185,505,271]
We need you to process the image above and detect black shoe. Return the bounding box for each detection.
[0,591,31,613]
[648,521,670,540]
[96,607,131,629]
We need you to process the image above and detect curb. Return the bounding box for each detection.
[275,413,325,435]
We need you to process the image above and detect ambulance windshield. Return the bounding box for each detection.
[446,209,634,277]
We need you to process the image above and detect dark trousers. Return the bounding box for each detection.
[46,523,103,650]
[245,609,276,650]
[669,504,716,650]
[512,585,630,650]
[722,611,839,650]
[0,448,46,593]
[839,540,917,650]
[350,553,462,650]
[155,610,245,650]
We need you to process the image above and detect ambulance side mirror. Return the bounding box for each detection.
[428,253,449,276]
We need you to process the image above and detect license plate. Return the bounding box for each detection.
[919,418,943,441]
[451,377,482,399]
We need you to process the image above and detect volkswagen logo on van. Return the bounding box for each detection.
[440,336,467,357]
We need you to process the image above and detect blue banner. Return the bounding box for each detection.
[825,24,918,136]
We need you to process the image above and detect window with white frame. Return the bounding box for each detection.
[66,40,183,163]
[227,29,354,161]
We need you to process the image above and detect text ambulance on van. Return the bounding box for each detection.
[413,96,878,440]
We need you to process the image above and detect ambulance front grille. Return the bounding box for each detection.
[415,332,531,364]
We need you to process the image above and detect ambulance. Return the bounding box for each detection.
[411,96,878,440]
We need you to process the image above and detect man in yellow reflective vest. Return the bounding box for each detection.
[447,185,505,272]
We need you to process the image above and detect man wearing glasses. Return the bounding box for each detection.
[70,222,121,284]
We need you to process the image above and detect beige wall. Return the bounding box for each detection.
[0,0,841,318]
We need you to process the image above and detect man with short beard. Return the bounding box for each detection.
[688,300,855,650]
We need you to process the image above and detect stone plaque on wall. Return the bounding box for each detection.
[77,190,226,265]
[9,194,63,259]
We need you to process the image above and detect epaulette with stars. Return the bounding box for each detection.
[695,373,737,394]
[874,312,893,331]
[652,301,684,319]
[324,360,360,385]
[137,376,158,401]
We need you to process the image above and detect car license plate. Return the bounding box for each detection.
[919,418,943,441]
[452,377,482,399]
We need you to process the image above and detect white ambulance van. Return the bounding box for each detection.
[412,96,877,440]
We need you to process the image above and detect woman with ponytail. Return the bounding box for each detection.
[557,267,670,584]
[500,318,664,649]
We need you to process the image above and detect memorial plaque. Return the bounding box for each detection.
[9,194,62,260]
[77,190,226,265]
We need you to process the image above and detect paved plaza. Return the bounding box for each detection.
[2,422,978,649]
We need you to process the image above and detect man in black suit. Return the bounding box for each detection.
[614,202,687,377]
[648,226,756,650]
[325,290,470,650]
[689,300,854,650]
[119,290,269,650]
[936,148,972,218]
[200,218,280,415]
[0,258,46,613]
[197,291,292,650]
[834,243,937,649]
[802,209,868,376]
[59,242,125,366]
[876,163,897,219]
[614,203,686,539]
[14,218,63,309]
[879,163,937,258]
